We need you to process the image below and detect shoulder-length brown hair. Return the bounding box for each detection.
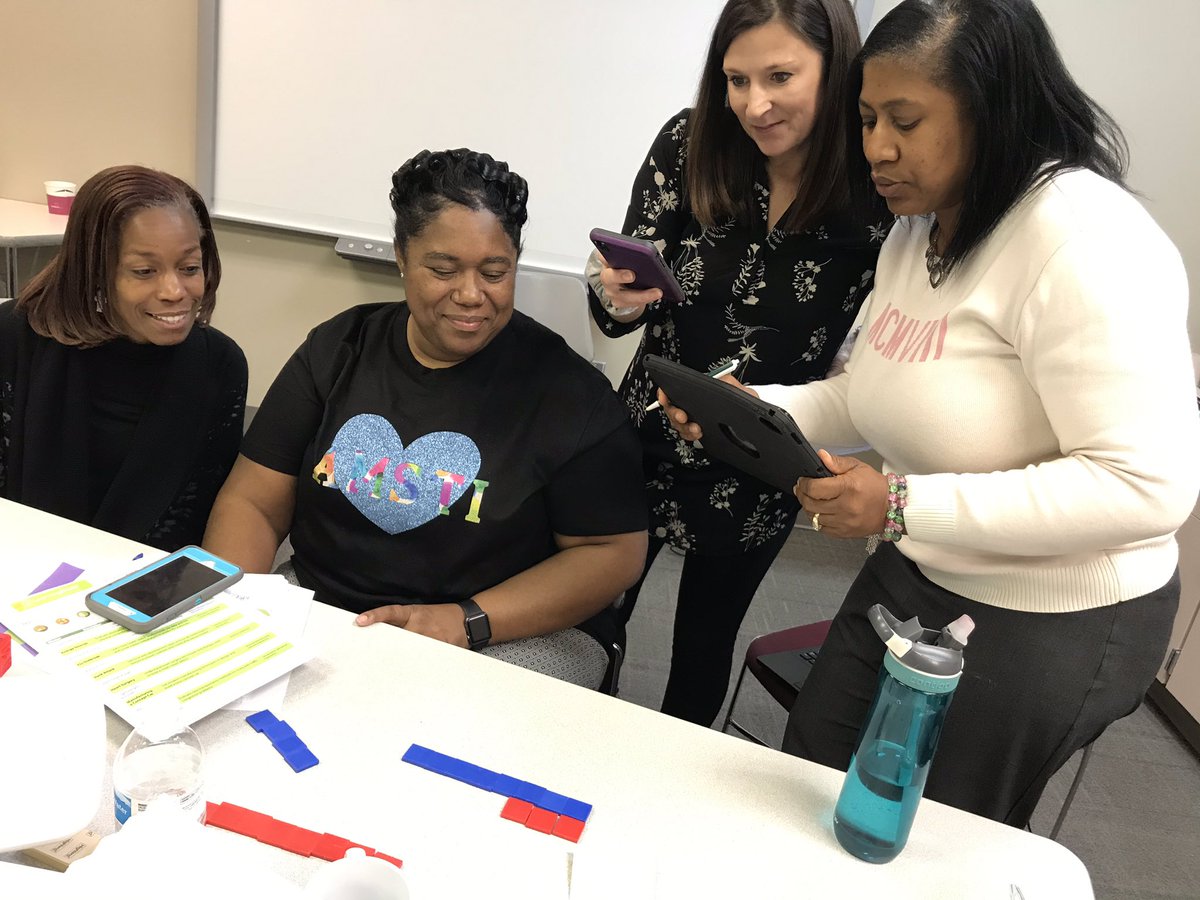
[16,165,222,347]
[687,0,861,231]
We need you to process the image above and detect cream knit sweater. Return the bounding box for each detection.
[757,169,1200,612]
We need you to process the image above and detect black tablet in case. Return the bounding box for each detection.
[643,354,833,489]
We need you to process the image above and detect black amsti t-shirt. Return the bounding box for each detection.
[242,303,647,615]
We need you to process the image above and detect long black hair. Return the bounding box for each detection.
[390,148,529,257]
[848,0,1128,280]
[688,0,862,231]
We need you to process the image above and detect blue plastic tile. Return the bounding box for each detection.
[491,774,525,797]
[403,744,458,774]
[271,735,306,756]
[246,710,279,733]
[263,720,297,742]
[401,744,437,767]
[503,779,546,806]
[422,751,461,776]
[284,747,319,773]
[560,798,592,822]
[443,759,497,791]
[536,790,575,816]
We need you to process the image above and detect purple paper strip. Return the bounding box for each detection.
[29,562,85,595]
[0,622,38,657]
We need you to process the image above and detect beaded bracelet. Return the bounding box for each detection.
[882,473,908,543]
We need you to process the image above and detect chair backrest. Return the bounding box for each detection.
[513,270,594,362]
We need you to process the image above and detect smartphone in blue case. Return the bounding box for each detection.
[85,546,243,633]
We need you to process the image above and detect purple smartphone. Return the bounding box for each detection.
[590,227,685,304]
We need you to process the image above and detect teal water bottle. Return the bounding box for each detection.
[833,605,974,863]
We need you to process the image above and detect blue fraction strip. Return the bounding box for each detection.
[246,709,279,733]
[400,743,591,821]
[245,710,319,773]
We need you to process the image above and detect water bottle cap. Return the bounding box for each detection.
[136,697,187,742]
[868,605,972,679]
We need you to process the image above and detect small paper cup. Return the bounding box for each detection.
[45,180,77,215]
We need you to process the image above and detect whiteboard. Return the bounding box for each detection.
[205,0,725,275]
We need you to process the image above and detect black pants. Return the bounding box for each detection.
[782,542,1179,827]
[620,521,795,726]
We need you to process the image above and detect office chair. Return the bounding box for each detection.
[514,269,595,363]
[601,640,624,697]
[722,618,1097,841]
[599,593,628,696]
[721,619,832,746]
[1048,739,1097,840]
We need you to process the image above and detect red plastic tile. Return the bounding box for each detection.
[552,815,586,843]
[525,807,558,834]
[500,797,534,825]
[310,832,377,862]
[258,820,320,856]
[311,833,355,862]
[370,851,405,869]
[212,802,274,838]
[203,801,227,826]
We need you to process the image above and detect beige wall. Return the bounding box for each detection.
[0,1,638,403]
[209,222,402,401]
[0,1,199,195]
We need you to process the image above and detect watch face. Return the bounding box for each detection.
[461,602,491,649]
[466,613,489,640]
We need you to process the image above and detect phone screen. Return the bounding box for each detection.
[107,557,227,616]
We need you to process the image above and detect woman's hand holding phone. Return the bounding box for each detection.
[597,252,662,318]
[589,228,686,318]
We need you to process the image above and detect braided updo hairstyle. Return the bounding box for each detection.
[390,149,529,257]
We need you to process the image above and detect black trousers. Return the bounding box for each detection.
[782,542,1179,827]
[620,520,795,726]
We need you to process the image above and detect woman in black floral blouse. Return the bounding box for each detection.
[587,0,889,726]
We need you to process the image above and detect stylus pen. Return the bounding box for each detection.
[646,358,741,413]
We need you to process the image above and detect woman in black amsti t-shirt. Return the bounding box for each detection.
[203,149,648,687]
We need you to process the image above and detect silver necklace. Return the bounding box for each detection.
[925,222,948,288]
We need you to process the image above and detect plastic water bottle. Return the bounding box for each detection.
[112,702,205,827]
[833,604,974,863]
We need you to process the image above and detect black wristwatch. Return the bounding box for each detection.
[456,598,491,650]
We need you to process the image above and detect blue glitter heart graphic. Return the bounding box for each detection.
[324,414,481,534]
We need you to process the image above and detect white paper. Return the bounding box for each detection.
[1,564,314,730]
[219,574,314,711]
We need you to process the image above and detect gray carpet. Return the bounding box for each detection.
[619,525,1200,900]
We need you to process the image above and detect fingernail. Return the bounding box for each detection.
[355,614,368,626]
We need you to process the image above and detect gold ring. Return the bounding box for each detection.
[812,513,821,532]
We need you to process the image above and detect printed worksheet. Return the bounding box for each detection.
[1,561,314,730]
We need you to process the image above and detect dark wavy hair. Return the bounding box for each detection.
[687,0,862,231]
[849,0,1129,281]
[389,149,529,257]
[16,165,221,347]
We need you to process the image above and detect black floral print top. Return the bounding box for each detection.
[588,110,890,555]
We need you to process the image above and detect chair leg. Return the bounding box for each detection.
[721,661,751,734]
[1050,740,1096,840]
[604,642,624,696]
[721,660,768,745]
[726,719,769,746]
